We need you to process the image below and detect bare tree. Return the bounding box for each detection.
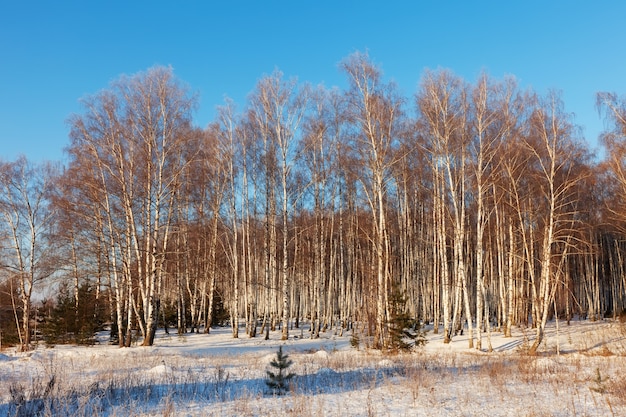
[417,69,473,345]
[468,74,517,350]
[524,92,587,353]
[66,66,197,346]
[300,86,345,338]
[341,52,404,349]
[0,157,58,351]
[597,92,626,226]
[212,100,247,338]
[248,70,309,340]
[30,54,622,354]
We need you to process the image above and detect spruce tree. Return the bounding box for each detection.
[387,284,427,351]
[41,282,105,345]
[265,346,295,395]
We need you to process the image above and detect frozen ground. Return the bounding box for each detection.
[1,319,625,416]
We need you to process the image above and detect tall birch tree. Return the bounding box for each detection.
[66,66,197,346]
[525,92,587,353]
[0,157,58,351]
[248,71,308,340]
[341,52,404,349]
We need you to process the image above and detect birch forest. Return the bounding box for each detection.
[3,52,626,353]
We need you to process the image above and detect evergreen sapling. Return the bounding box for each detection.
[265,346,295,395]
[387,284,427,351]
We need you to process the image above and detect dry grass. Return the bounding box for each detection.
[608,378,626,405]
[2,321,626,416]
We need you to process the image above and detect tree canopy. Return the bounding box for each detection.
[1,53,625,351]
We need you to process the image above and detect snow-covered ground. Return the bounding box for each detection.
[1,319,625,416]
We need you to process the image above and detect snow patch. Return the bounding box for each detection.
[261,353,277,365]
[2,321,624,416]
[28,351,54,362]
[147,364,172,375]
[313,350,330,360]
[378,359,394,368]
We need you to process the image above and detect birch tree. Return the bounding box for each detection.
[0,157,58,351]
[468,74,516,350]
[248,71,308,340]
[417,69,472,345]
[597,92,626,226]
[525,92,587,353]
[300,86,345,338]
[213,100,246,338]
[341,52,404,349]
[67,66,197,346]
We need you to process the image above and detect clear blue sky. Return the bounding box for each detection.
[1,1,624,163]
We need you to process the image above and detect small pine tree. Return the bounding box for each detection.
[350,330,360,350]
[387,284,427,351]
[265,346,295,395]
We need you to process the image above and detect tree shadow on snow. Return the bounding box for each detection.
[0,359,490,416]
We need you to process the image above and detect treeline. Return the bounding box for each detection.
[2,52,626,352]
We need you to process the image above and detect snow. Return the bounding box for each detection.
[1,319,625,416]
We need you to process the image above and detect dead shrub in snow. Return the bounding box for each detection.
[8,375,56,417]
[484,356,509,386]
[516,355,541,383]
[280,390,322,416]
[608,377,626,405]
[325,350,366,371]
[403,363,437,405]
[231,387,257,416]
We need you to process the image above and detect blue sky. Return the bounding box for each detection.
[1,1,624,163]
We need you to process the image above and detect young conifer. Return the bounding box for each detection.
[265,346,295,395]
[387,284,427,351]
